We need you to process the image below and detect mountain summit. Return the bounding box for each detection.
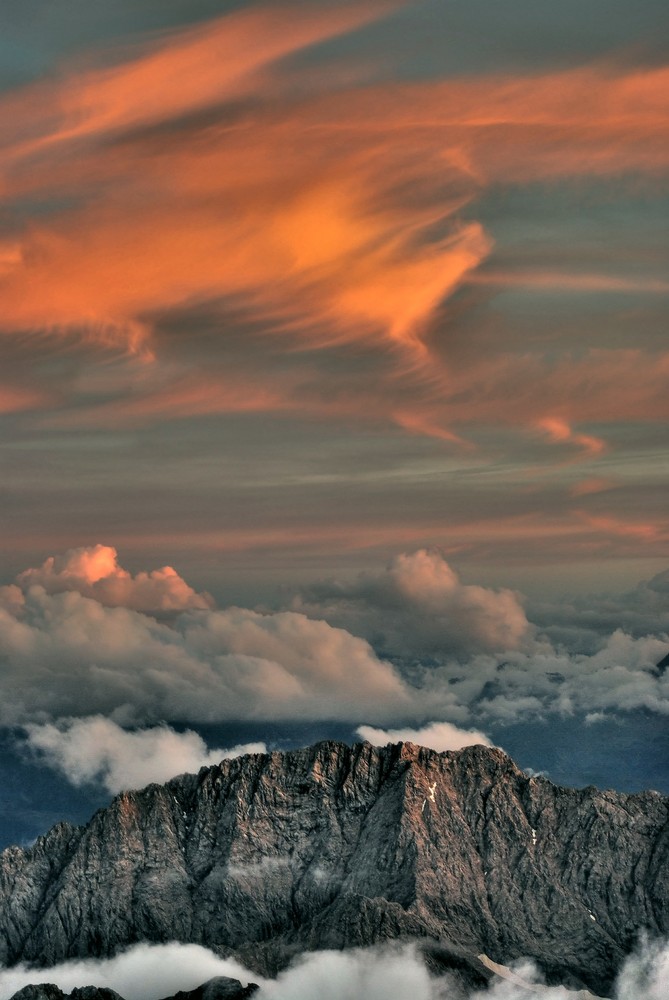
[1,741,666,996]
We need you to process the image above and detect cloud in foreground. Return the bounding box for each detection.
[0,938,668,1000]
[23,717,265,794]
[294,549,531,658]
[356,721,493,752]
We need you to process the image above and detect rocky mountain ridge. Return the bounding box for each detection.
[0,741,667,997]
[8,979,257,1000]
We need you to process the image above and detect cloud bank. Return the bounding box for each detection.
[1,547,667,734]
[415,629,669,723]
[0,943,253,1000]
[0,554,412,725]
[0,938,667,1000]
[23,717,265,794]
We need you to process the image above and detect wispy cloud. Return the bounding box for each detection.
[0,4,667,450]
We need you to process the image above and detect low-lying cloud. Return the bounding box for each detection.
[293,549,531,658]
[356,721,494,752]
[416,629,669,723]
[0,938,667,1000]
[0,943,253,1000]
[23,717,265,794]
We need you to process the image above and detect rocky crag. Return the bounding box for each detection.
[8,980,257,1000]
[0,742,667,997]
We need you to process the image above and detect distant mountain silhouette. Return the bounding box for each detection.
[656,650,669,675]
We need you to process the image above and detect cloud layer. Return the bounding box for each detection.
[0,938,667,1000]
[1,547,667,736]
[24,717,265,794]
[0,1,667,586]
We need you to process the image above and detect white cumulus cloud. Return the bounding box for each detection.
[259,945,436,1000]
[0,548,667,733]
[356,720,494,752]
[24,716,265,794]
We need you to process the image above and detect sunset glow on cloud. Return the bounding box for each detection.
[0,0,667,648]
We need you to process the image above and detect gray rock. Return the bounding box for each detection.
[158,976,259,1000]
[1,742,666,997]
[9,987,124,1000]
[7,979,257,1000]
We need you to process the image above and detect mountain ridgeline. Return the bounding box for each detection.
[0,741,667,997]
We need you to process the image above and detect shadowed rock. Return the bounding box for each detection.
[8,980,257,1000]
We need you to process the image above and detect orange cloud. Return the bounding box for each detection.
[536,417,607,460]
[569,478,617,498]
[575,512,664,544]
[0,384,52,413]
[0,2,667,472]
[0,3,393,161]
[18,544,213,612]
[0,9,667,370]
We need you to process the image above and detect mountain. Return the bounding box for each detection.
[0,741,667,997]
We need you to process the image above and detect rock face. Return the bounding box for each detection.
[0,742,667,997]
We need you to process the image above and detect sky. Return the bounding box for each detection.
[0,0,668,850]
